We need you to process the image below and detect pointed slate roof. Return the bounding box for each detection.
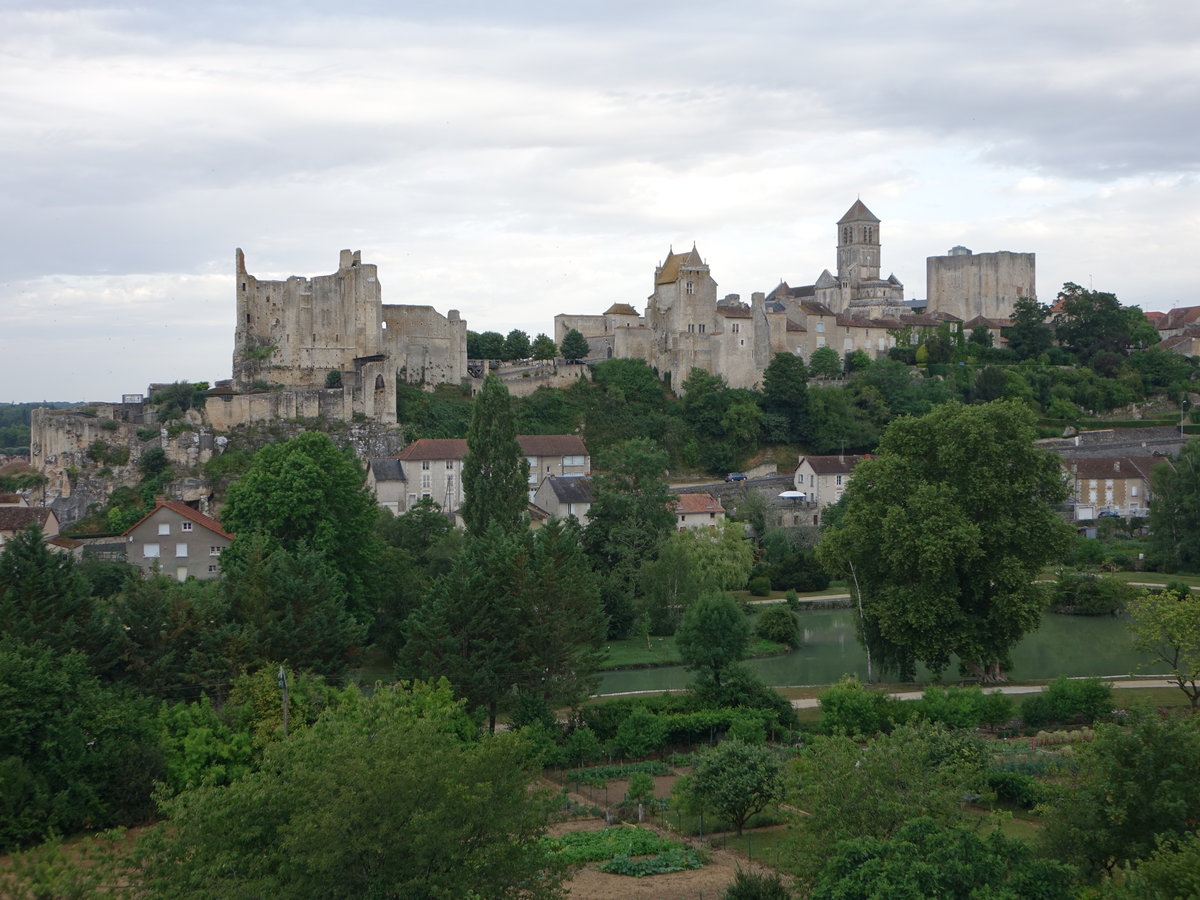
[837,199,880,225]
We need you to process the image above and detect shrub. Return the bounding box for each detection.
[726,716,767,745]
[819,676,906,737]
[747,576,771,597]
[561,761,669,787]
[1021,677,1112,728]
[915,685,1014,730]
[613,708,667,758]
[986,770,1049,809]
[1048,573,1133,615]
[755,605,800,647]
[100,419,119,432]
[723,868,793,900]
[561,726,603,767]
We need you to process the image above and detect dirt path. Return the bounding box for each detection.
[789,677,1179,708]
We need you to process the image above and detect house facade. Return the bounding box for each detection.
[793,455,869,525]
[675,492,725,530]
[532,474,594,525]
[0,506,59,548]
[123,498,233,581]
[1064,457,1164,520]
[388,435,591,515]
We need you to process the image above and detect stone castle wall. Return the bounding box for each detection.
[926,249,1036,320]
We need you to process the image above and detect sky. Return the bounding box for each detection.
[2,0,1199,402]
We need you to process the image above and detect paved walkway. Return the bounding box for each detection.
[788,678,1178,709]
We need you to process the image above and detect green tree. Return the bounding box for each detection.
[584,438,677,636]
[675,592,750,688]
[1096,831,1200,899]
[151,381,209,421]
[818,401,1072,682]
[503,328,532,360]
[221,432,380,616]
[683,739,784,836]
[789,724,988,881]
[1128,588,1200,708]
[1053,282,1139,361]
[222,536,368,680]
[138,681,565,899]
[560,328,590,361]
[678,519,755,591]
[1004,296,1054,360]
[0,525,119,675]
[761,351,809,444]
[637,536,701,635]
[1148,444,1200,571]
[477,330,506,359]
[1040,709,1200,879]
[808,346,841,378]
[461,375,529,536]
[812,817,1073,900]
[531,333,558,360]
[0,638,163,850]
[404,523,604,728]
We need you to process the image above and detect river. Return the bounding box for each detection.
[597,609,1159,694]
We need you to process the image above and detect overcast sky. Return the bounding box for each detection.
[2,0,1199,402]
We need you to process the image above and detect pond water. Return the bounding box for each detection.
[597,609,1160,695]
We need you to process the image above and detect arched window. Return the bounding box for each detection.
[374,374,385,390]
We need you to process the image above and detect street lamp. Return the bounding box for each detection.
[1182,399,1190,437]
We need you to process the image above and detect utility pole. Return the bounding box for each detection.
[278,666,289,737]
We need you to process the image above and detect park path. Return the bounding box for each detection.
[787,678,1178,709]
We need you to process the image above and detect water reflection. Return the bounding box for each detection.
[597,610,1159,695]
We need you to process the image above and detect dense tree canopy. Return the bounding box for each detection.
[682,739,784,836]
[220,432,380,615]
[818,400,1073,682]
[1148,442,1200,572]
[138,681,564,899]
[461,375,528,536]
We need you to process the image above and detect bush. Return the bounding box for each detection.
[915,685,1014,730]
[723,868,793,899]
[818,676,906,737]
[986,771,1048,809]
[560,726,603,767]
[755,605,800,647]
[1021,677,1113,728]
[747,576,771,597]
[1048,573,1134,615]
[613,708,667,758]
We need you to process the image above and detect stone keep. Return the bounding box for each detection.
[926,246,1036,320]
[230,249,468,422]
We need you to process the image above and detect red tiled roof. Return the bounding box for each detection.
[675,493,724,515]
[122,498,234,541]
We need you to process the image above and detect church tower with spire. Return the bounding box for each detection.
[814,199,905,313]
[837,199,881,283]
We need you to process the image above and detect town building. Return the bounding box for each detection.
[380,435,591,515]
[532,474,594,525]
[122,497,233,581]
[1063,456,1165,520]
[553,201,964,391]
[0,506,59,548]
[793,455,870,525]
[674,492,725,530]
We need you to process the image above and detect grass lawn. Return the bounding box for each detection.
[600,632,789,670]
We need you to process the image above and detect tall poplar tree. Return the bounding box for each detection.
[461,375,528,536]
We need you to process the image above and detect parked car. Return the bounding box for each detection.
[724,472,747,482]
